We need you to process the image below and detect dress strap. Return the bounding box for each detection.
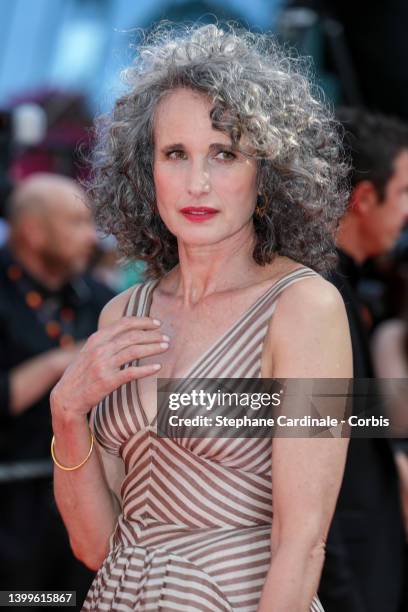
[123,279,158,318]
[261,266,318,308]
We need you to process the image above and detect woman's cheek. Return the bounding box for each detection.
[155,169,184,205]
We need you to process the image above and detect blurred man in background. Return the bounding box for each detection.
[319,109,408,612]
[0,173,114,601]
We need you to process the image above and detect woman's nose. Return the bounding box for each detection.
[187,160,211,196]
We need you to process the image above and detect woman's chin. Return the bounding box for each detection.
[172,227,226,247]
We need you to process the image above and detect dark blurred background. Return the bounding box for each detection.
[1,1,408,610]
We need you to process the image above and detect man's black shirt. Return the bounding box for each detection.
[330,250,374,378]
[0,246,114,462]
[318,249,407,612]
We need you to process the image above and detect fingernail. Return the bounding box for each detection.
[153,319,161,326]
[160,342,169,349]
[162,334,170,342]
[151,363,161,370]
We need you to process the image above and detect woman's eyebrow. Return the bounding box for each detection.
[209,142,234,151]
[160,143,184,152]
[159,142,234,153]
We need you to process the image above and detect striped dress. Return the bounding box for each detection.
[83,267,325,611]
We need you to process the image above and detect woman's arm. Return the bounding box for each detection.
[51,409,119,570]
[257,276,353,612]
[51,288,168,570]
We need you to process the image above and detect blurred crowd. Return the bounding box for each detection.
[0,92,144,605]
[0,2,408,612]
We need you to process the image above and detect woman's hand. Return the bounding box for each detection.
[50,316,169,418]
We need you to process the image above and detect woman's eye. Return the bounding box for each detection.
[167,150,187,160]
[215,150,236,161]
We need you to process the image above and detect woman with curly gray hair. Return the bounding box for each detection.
[50,24,352,611]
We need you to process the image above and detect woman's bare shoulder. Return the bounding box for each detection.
[275,270,345,316]
[98,284,142,329]
[265,256,343,306]
[268,273,348,351]
[266,272,352,377]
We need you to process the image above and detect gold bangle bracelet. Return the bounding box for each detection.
[51,431,94,471]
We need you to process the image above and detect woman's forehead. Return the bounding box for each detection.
[156,87,212,113]
[154,88,231,144]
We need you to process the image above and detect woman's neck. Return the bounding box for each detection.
[166,225,266,306]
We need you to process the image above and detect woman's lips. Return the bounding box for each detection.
[180,207,219,222]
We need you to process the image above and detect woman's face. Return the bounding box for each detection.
[153,88,258,247]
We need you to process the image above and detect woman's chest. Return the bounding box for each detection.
[136,323,273,427]
[139,293,253,377]
[136,315,233,424]
[133,282,281,425]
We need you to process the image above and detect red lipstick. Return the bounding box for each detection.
[180,207,219,223]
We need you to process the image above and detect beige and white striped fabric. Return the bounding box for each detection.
[83,267,325,611]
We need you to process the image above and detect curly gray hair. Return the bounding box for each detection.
[86,23,349,278]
